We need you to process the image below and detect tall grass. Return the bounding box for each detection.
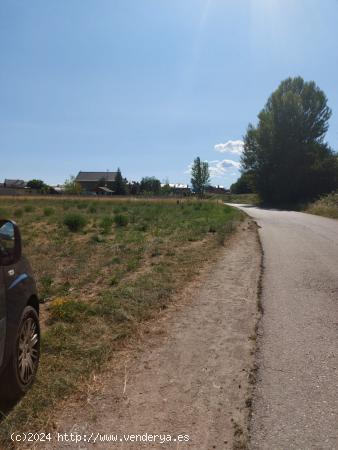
[306,192,338,219]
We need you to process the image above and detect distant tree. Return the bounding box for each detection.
[140,177,161,195]
[129,181,141,195]
[63,175,83,195]
[161,178,172,195]
[230,172,255,194]
[27,179,46,191]
[191,157,210,198]
[113,168,127,195]
[241,77,338,205]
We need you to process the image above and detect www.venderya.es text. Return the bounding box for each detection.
[11,432,190,445]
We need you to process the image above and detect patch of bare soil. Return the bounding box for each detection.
[31,220,261,450]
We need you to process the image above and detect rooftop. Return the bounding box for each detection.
[75,171,117,182]
[4,179,27,188]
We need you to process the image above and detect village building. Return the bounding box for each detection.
[75,171,117,194]
[4,179,27,189]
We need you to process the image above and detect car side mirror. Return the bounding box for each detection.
[0,220,22,266]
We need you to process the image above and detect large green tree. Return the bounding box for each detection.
[191,157,210,198]
[241,77,338,204]
[27,179,50,193]
[27,179,45,190]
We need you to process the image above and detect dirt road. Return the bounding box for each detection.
[31,221,261,450]
[233,206,338,450]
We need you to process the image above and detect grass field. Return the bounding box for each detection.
[305,192,338,219]
[0,196,243,442]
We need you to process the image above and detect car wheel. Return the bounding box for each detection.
[1,306,40,400]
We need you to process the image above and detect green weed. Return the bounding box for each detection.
[63,213,87,232]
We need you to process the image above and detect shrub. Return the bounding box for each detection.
[114,214,128,227]
[40,275,53,299]
[63,213,87,232]
[100,216,114,234]
[88,205,97,214]
[43,207,55,216]
[109,276,119,286]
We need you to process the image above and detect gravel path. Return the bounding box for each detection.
[233,206,338,450]
[31,221,261,450]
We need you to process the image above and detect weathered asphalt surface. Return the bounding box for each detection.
[231,205,338,450]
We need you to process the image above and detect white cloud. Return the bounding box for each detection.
[208,159,241,177]
[214,140,244,155]
[185,159,241,179]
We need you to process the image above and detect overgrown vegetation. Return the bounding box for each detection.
[305,192,338,219]
[0,197,243,442]
[217,193,260,205]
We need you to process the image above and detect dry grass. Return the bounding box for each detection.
[209,193,260,205]
[0,196,243,444]
[305,192,338,219]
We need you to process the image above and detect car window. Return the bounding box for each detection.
[0,222,15,256]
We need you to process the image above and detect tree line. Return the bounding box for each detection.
[25,161,213,197]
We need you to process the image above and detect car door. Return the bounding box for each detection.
[0,267,6,368]
[0,220,28,368]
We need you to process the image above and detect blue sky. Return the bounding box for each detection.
[1,0,338,188]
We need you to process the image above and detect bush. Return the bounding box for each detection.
[114,214,128,227]
[44,207,55,216]
[100,216,114,234]
[63,213,87,232]
[88,205,97,214]
[109,276,119,286]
